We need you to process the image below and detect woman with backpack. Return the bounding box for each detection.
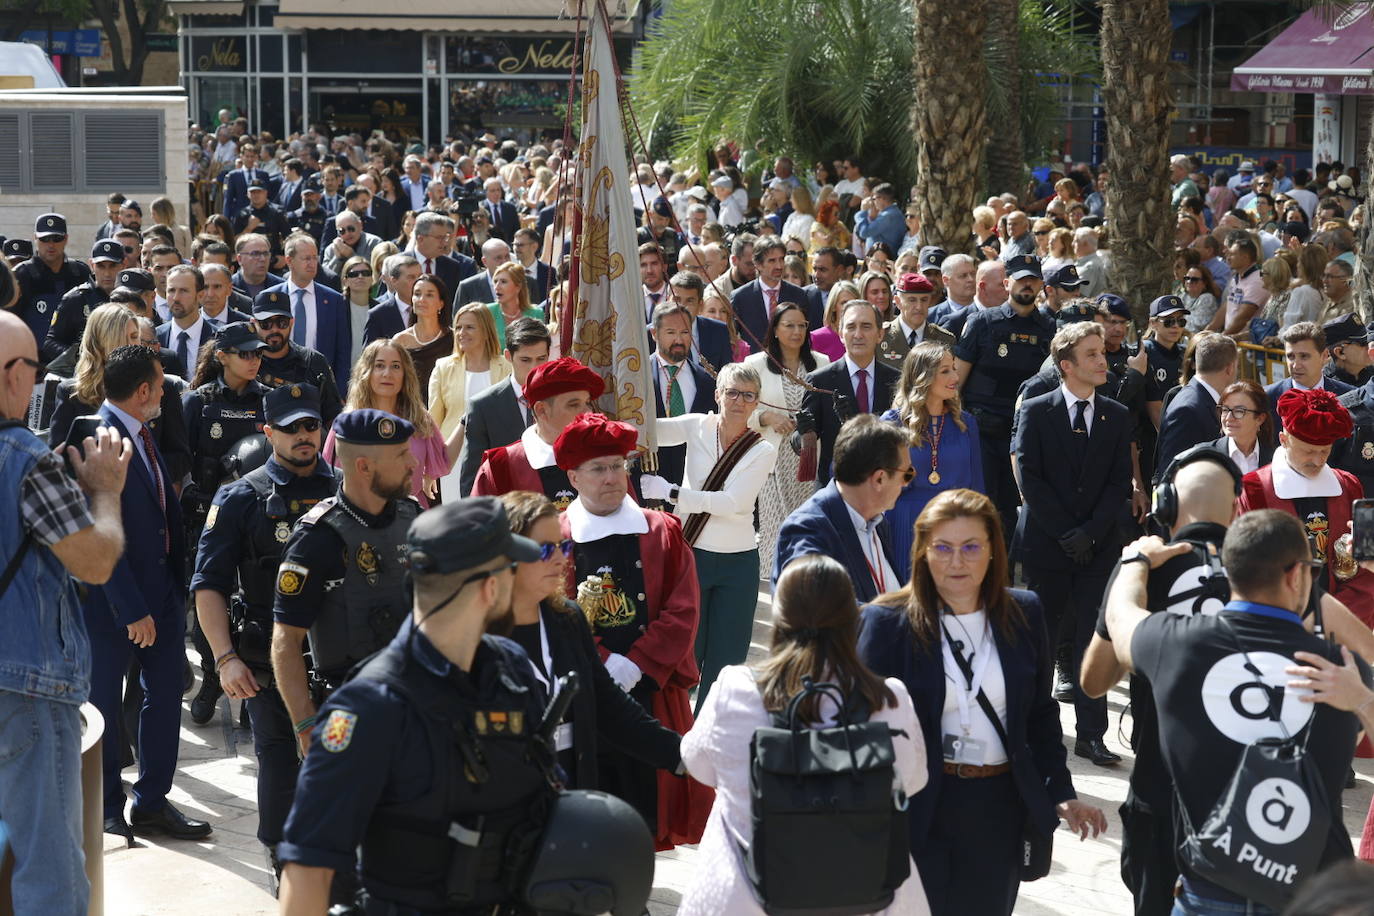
[678,553,930,915]
[857,488,1106,916]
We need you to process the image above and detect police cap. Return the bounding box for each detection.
[35,213,67,239]
[252,290,292,318]
[1056,302,1099,327]
[1006,254,1042,281]
[332,408,413,445]
[1044,264,1086,290]
[1095,293,1131,320]
[214,321,268,353]
[3,238,33,260]
[247,177,268,192]
[918,246,947,273]
[650,196,673,218]
[117,268,156,292]
[91,239,124,263]
[1149,295,1189,318]
[1324,313,1368,350]
[264,382,322,426]
[404,496,540,575]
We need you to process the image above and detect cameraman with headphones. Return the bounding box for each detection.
[1081,445,1374,916]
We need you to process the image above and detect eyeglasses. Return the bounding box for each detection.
[887,466,917,484]
[1158,317,1187,328]
[257,316,292,329]
[1324,272,1349,280]
[579,460,629,476]
[536,539,575,562]
[240,250,269,259]
[2,356,43,374]
[1218,405,1258,420]
[720,388,759,403]
[346,270,373,279]
[275,417,321,434]
[928,541,988,562]
[1184,275,1205,283]
[340,226,360,233]
[1285,557,1323,572]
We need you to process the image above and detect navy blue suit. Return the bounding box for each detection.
[799,357,899,487]
[1264,376,1353,432]
[406,250,476,298]
[363,293,408,343]
[1154,378,1223,482]
[483,200,521,243]
[773,482,899,604]
[857,592,1072,912]
[524,260,555,304]
[264,281,352,390]
[275,177,304,213]
[647,315,734,373]
[927,299,978,339]
[800,283,828,330]
[399,176,429,213]
[84,405,188,819]
[731,279,810,353]
[651,357,716,485]
[222,166,270,221]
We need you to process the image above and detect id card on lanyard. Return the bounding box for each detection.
[940,617,993,765]
[526,616,574,753]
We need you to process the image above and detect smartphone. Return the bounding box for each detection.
[1353,498,1374,562]
[61,415,104,477]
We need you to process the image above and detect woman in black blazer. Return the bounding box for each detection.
[1209,379,1277,475]
[499,491,681,790]
[857,488,1105,916]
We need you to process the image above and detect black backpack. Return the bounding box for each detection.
[741,676,911,916]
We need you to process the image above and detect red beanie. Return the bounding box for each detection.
[1277,387,1353,447]
[553,412,640,471]
[522,357,606,405]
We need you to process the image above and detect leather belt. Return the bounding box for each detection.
[942,761,1011,779]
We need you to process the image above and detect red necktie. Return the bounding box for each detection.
[855,368,870,414]
[765,286,778,315]
[137,425,170,554]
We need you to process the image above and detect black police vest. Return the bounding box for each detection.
[305,497,418,678]
[353,635,556,912]
[964,307,1054,420]
[572,534,649,657]
[259,347,331,392]
[1336,387,1374,496]
[190,381,268,494]
[236,468,338,624]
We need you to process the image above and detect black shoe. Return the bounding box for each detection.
[1053,671,1075,703]
[130,801,212,840]
[103,812,134,846]
[190,675,222,725]
[1348,767,1358,789]
[1074,738,1121,766]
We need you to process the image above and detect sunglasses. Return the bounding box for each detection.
[536,539,575,562]
[257,316,292,329]
[346,270,373,279]
[225,349,263,360]
[1158,317,1187,328]
[1033,230,1051,236]
[3,355,44,374]
[1184,275,1205,283]
[275,417,321,434]
[888,466,917,484]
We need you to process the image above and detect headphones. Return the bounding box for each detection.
[1150,444,1243,536]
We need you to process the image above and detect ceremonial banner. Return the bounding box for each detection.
[570,0,656,454]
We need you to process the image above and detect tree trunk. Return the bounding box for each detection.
[912,0,989,256]
[1358,107,1374,323]
[985,0,1024,198]
[1100,0,1175,324]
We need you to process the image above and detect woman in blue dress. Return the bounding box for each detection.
[881,341,983,578]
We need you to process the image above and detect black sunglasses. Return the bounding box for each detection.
[275,417,321,434]
[887,466,917,484]
[346,270,373,279]
[257,316,292,329]
[3,356,44,374]
[537,539,575,562]
[1158,317,1187,328]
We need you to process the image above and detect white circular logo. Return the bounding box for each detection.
[1245,777,1312,845]
[1200,652,1314,744]
[1165,565,1227,617]
[1156,367,1167,382]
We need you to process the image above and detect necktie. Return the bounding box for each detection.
[855,368,870,414]
[765,286,778,315]
[425,258,433,275]
[293,288,309,345]
[519,396,533,428]
[908,328,919,348]
[666,364,686,416]
[1073,399,1089,434]
[176,330,189,374]
[648,290,662,321]
[137,425,170,554]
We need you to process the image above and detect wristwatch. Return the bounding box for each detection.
[1121,550,1150,568]
[667,485,680,505]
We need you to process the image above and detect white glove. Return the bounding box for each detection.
[604,652,643,692]
[639,474,673,502]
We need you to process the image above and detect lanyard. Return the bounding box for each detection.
[862,525,887,593]
[940,616,993,737]
[522,612,555,693]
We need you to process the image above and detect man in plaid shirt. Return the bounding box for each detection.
[0,308,131,913]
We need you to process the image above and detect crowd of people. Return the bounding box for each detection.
[7,117,1374,916]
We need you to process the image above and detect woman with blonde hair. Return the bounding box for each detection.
[1031,217,1055,258]
[151,197,192,255]
[881,343,983,577]
[810,280,859,361]
[1041,227,1074,275]
[781,184,815,242]
[323,340,452,507]
[430,302,511,499]
[369,241,399,297]
[487,260,543,351]
[700,291,749,363]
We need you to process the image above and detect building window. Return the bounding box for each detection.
[0,110,166,194]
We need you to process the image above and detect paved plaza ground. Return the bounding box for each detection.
[102,584,1374,915]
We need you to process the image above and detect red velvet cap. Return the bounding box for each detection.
[896,272,934,294]
[522,357,606,405]
[1277,387,1353,447]
[553,412,639,471]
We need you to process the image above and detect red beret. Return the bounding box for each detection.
[522,357,605,405]
[1277,387,1353,447]
[896,272,934,294]
[553,412,639,471]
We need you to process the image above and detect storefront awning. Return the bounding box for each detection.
[167,0,244,14]
[272,0,632,33]
[1232,6,1374,94]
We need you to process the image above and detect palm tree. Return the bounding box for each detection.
[984,0,1024,197]
[1100,0,1175,321]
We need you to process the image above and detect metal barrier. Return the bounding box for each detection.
[1237,342,1286,387]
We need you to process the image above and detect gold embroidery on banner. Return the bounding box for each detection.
[575,315,615,368]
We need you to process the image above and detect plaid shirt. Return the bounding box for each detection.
[20,448,93,547]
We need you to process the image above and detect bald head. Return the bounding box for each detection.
[0,310,37,421]
[1172,460,1239,528]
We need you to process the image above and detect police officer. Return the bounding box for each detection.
[288,185,329,246]
[2,237,32,268]
[1334,326,1374,497]
[276,497,553,915]
[13,213,92,345]
[271,408,419,758]
[251,290,344,428]
[42,239,126,362]
[191,383,337,889]
[233,180,291,257]
[954,253,1055,536]
[1324,314,1374,388]
[1141,295,1189,485]
[182,322,272,723]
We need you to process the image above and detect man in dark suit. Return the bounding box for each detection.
[362,254,421,344]
[86,346,211,841]
[731,236,809,353]
[155,265,214,373]
[665,270,733,371]
[263,235,352,387]
[221,142,270,219]
[481,177,520,243]
[799,299,899,487]
[232,233,285,301]
[1015,322,1133,766]
[1154,332,1238,481]
[800,246,845,331]
[456,317,552,496]
[320,185,381,248]
[454,238,511,308]
[649,303,717,485]
[398,155,430,213]
[512,228,554,303]
[406,212,476,293]
[877,272,955,370]
[1264,321,1353,431]
[774,415,911,603]
[274,158,306,213]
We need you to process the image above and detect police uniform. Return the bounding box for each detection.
[233,193,291,256]
[14,213,92,345]
[1336,378,1374,496]
[41,239,124,362]
[3,237,33,267]
[287,202,328,246]
[189,383,337,853]
[954,255,1055,532]
[277,497,555,914]
[252,290,345,428]
[272,410,419,690]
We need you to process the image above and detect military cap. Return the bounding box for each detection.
[332,408,413,445]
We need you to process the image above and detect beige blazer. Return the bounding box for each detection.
[428,353,512,439]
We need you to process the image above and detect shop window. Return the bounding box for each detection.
[0,109,165,193]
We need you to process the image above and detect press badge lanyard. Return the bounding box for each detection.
[527,616,573,752]
[940,616,994,738]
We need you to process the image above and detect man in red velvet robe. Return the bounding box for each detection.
[1237,386,1374,626]
[471,357,600,508]
[554,412,711,849]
